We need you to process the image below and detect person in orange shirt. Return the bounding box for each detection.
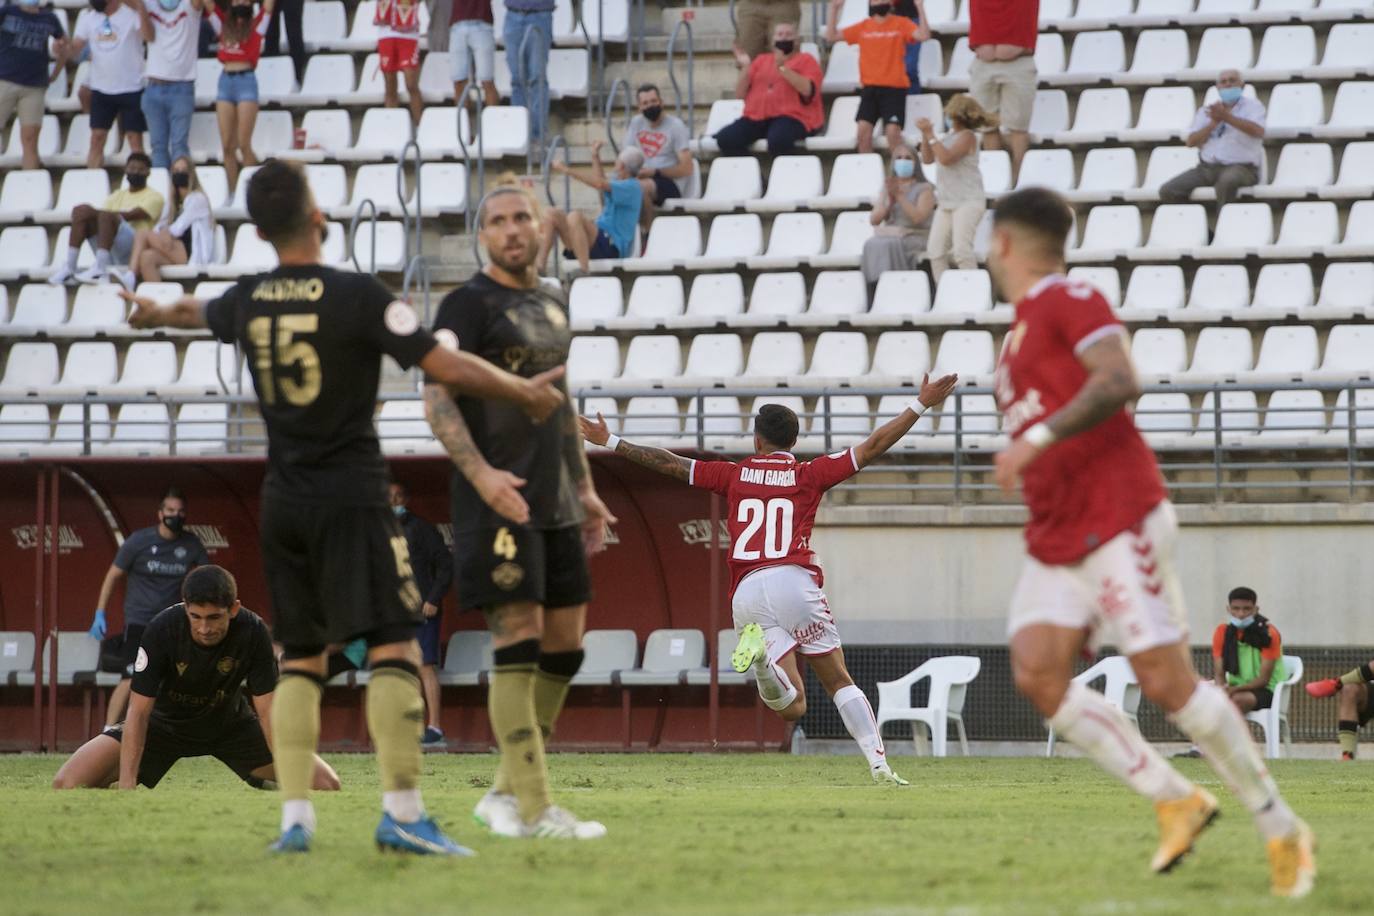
[826,0,928,152]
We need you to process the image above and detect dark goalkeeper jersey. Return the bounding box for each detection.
[205,265,438,505]
[130,604,278,739]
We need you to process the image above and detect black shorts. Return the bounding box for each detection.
[1249,687,1274,711]
[564,227,620,261]
[453,524,591,612]
[259,498,425,651]
[90,90,147,133]
[107,715,272,788]
[1361,683,1374,727]
[649,173,680,205]
[856,85,906,127]
[120,625,147,679]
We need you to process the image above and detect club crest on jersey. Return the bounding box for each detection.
[217,657,235,674]
[176,662,188,677]
[740,467,796,487]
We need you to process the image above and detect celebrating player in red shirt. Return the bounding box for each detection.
[581,374,956,785]
[989,187,1313,897]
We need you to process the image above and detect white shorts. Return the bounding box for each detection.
[732,564,841,663]
[1006,501,1188,657]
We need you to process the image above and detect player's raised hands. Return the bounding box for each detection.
[577,411,612,447]
[916,372,959,408]
[521,366,566,422]
[472,466,531,525]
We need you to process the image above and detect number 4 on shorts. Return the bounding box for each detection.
[493,527,517,560]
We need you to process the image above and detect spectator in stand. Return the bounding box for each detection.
[262,0,303,83]
[717,22,823,157]
[69,0,152,169]
[967,0,1037,182]
[142,0,205,170]
[1160,69,1265,209]
[539,142,650,273]
[734,0,800,59]
[1305,657,1374,761]
[894,0,929,95]
[450,0,499,115]
[861,144,934,286]
[0,0,69,170]
[825,0,927,154]
[208,0,274,190]
[504,0,553,146]
[376,0,423,125]
[624,84,695,212]
[72,7,93,113]
[917,93,994,278]
[116,155,214,288]
[49,151,165,285]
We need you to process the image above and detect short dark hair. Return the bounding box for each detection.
[161,486,185,506]
[389,479,407,497]
[636,83,661,100]
[755,403,799,450]
[992,187,1075,255]
[183,565,237,609]
[246,158,315,245]
[1228,586,1258,604]
[125,152,151,169]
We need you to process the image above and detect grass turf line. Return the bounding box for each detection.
[0,754,1363,916]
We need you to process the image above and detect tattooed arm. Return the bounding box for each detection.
[577,411,691,482]
[422,383,531,525]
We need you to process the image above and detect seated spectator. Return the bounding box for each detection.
[895,0,929,95]
[1305,657,1374,761]
[1212,587,1285,715]
[116,155,214,288]
[1161,69,1265,209]
[69,0,151,169]
[717,22,823,157]
[917,93,995,279]
[48,152,165,286]
[0,0,69,170]
[967,0,1036,182]
[207,0,274,189]
[734,0,800,59]
[539,142,650,273]
[375,0,423,125]
[825,0,927,154]
[624,84,694,217]
[861,145,934,286]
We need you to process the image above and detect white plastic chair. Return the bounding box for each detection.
[875,655,981,757]
[1047,656,1140,756]
[1246,655,1302,759]
[1126,265,1186,315]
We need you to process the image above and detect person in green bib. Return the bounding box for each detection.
[1210,587,1285,714]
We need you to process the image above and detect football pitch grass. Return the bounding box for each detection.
[0,753,1362,916]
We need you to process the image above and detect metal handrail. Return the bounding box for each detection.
[397,139,424,266]
[348,198,379,274]
[515,23,550,175]
[453,45,487,267]
[667,18,696,138]
[603,77,635,152]
[541,135,573,281]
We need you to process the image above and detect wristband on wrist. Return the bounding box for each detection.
[604,433,622,451]
[1023,422,1057,450]
[908,400,927,418]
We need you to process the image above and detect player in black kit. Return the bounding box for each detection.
[53,566,341,792]
[423,185,616,840]
[121,159,565,856]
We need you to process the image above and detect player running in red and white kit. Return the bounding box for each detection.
[988,187,1314,897]
[580,376,957,784]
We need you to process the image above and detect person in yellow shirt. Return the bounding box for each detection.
[49,151,165,286]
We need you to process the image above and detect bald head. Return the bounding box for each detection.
[1217,69,1243,89]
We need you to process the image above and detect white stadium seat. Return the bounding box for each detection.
[813,154,883,209]
[812,211,875,268]
[569,277,624,329]
[676,157,761,212]
[742,273,807,325]
[1064,31,1127,80]
[749,212,826,270]
[1028,90,1070,138]
[7,285,66,332]
[932,270,993,316]
[1135,393,1195,449]
[750,156,824,212]
[1122,87,1197,142]
[1313,81,1374,139]
[298,55,356,106]
[1260,390,1329,444]
[623,216,701,272]
[1187,327,1255,379]
[1251,263,1314,314]
[53,341,117,394]
[932,330,995,379]
[1131,329,1189,378]
[822,42,861,93]
[65,285,126,331]
[1075,149,1138,200]
[1253,325,1319,379]
[806,97,859,151]
[1015,149,1075,191]
[1187,265,1250,314]
[804,271,868,323]
[1134,204,1209,260]
[1313,23,1374,78]
[1255,143,1334,198]
[108,341,177,394]
[1266,83,1326,137]
[1074,206,1142,259]
[1196,390,1260,443]
[1122,265,1186,314]
[376,400,442,456]
[302,0,348,49]
[1319,325,1374,377]
[1325,142,1374,199]
[0,227,51,280]
[805,332,870,380]
[93,404,170,457]
[567,336,620,387]
[870,331,932,382]
[620,336,682,383]
[680,274,745,325]
[53,402,110,451]
[1066,266,1121,308]
[0,170,53,220]
[255,56,299,104]
[683,335,745,382]
[624,276,686,325]
[857,271,932,324]
[1188,28,1254,75]
[1,342,59,393]
[742,332,806,380]
[340,108,414,161]
[1124,30,1190,83]
[698,214,763,269]
[1316,263,1374,316]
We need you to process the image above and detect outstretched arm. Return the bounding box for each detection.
[422,383,532,525]
[578,412,691,482]
[854,373,958,468]
[122,292,209,330]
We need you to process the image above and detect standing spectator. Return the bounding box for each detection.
[967,0,1037,182]
[0,0,69,170]
[504,0,553,146]
[1160,69,1265,209]
[734,0,800,59]
[387,481,453,749]
[116,154,214,288]
[825,0,926,154]
[49,152,164,285]
[207,0,274,190]
[623,84,694,210]
[861,144,934,286]
[894,0,929,95]
[449,0,498,114]
[69,0,152,169]
[539,142,650,273]
[262,0,303,83]
[88,487,210,730]
[143,0,205,170]
[917,93,994,278]
[375,0,423,125]
[717,22,823,157]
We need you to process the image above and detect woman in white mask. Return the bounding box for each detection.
[860,143,935,288]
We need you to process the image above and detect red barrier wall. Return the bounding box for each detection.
[0,456,784,752]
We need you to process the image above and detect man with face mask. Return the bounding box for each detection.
[623,84,695,209]
[825,0,926,154]
[1210,587,1286,715]
[49,151,165,285]
[1161,69,1265,208]
[386,480,453,748]
[67,0,152,169]
[90,486,211,730]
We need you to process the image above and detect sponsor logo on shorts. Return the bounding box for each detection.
[492,562,524,591]
[793,620,828,646]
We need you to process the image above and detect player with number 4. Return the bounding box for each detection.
[580,372,957,784]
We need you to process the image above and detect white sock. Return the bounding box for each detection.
[752,655,797,712]
[65,246,79,272]
[95,248,110,271]
[1170,681,1297,840]
[383,788,424,823]
[281,799,316,835]
[834,684,887,769]
[1049,682,1194,803]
